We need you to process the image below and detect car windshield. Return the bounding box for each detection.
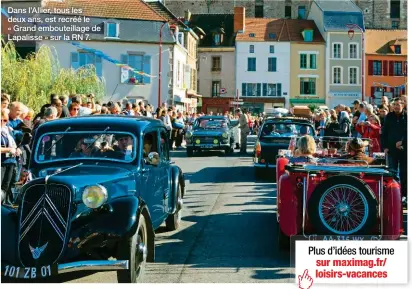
[194,118,228,129]
[260,122,314,138]
[35,131,136,163]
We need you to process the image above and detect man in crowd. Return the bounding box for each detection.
[237,108,249,154]
[59,95,70,118]
[381,98,407,205]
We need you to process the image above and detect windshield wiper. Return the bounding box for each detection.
[86,126,111,150]
[45,127,71,153]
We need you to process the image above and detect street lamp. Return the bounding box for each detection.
[346,23,364,102]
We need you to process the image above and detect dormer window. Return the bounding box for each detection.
[249,33,255,37]
[213,33,222,46]
[269,33,276,39]
[106,22,119,38]
[302,29,313,42]
[394,45,401,54]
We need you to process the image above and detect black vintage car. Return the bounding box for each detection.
[1,116,185,282]
[185,116,235,156]
[253,117,315,177]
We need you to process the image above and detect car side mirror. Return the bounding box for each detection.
[146,152,160,166]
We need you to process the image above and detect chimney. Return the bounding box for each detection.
[234,7,245,33]
[184,10,191,22]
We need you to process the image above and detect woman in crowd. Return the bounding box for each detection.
[69,102,81,117]
[1,109,21,204]
[355,114,381,153]
[337,111,351,137]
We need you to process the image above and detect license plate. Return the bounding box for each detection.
[200,144,214,148]
[3,264,57,279]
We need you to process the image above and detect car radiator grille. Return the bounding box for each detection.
[18,183,72,267]
[195,136,218,143]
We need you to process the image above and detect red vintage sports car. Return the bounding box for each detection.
[275,138,402,249]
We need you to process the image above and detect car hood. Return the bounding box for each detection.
[45,165,136,199]
[191,129,226,137]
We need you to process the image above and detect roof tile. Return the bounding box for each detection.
[43,0,165,21]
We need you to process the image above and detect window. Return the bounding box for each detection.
[298,6,306,19]
[106,22,119,38]
[300,78,316,95]
[268,57,277,72]
[247,57,256,71]
[71,52,103,77]
[349,43,358,59]
[213,33,222,46]
[285,5,291,18]
[249,33,255,37]
[309,54,316,69]
[373,61,382,75]
[394,45,401,54]
[349,67,358,84]
[120,53,151,84]
[269,45,274,53]
[212,81,221,97]
[390,0,400,18]
[255,5,263,17]
[333,43,342,58]
[393,87,402,98]
[159,130,169,161]
[262,83,282,96]
[303,30,313,42]
[241,83,261,96]
[333,67,342,84]
[249,45,254,53]
[212,56,221,71]
[269,33,276,39]
[177,60,181,84]
[394,61,403,76]
[392,21,400,28]
[300,54,307,69]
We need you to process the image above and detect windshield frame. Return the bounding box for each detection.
[193,118,229,129]
[34,130,138,164]
[259,122,315,138]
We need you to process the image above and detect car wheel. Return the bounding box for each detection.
[236,143,240,149]
[186,149,193,157]
[308,175,377,236]
[117,214,148,283]
[277,215,290,251]
[224,148,232,155]
[166,182,183,231]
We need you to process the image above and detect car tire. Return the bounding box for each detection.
[224,148,232,155]
[186,149,193,157]
[117,214,148,283]
[277,214,290,251]
[166,182,183,231]
[308,175,377,236]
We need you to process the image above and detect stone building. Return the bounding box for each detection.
[160,0,407,29]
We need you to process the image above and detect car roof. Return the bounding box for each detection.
[264,117,313,125]
[197,115,228,120]
[34,115,164,137]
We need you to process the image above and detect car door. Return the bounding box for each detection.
[158,129,172,215]
[141,130,164,228]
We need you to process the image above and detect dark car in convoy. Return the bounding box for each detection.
[1,116,185,283]
[253,117,315,177]
[185,116,235,156]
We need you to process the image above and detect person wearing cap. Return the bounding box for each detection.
[236,108,249,154]
[142,134,159,165]
[343,138,374,164]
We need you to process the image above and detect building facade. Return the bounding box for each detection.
[188,13,236,113]
[38,0,176,106]
[365,29,407,102]
[354,0,407,29]
[308,0,364,108]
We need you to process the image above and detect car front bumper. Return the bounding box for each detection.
[253,158,276,168]
[58,259,129,273]
[187,143,231,150]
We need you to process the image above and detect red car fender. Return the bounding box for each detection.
[382,179,402,240]
[278,173,301,237]
[276,157,289,187]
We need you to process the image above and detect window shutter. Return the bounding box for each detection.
[401,85,405,95]
[242,83,246,96]
[368,60,373,75]
[71,52,79,70]
[257,83,261,96]
[390,87,394,97]
[120,54,129,83]
[143,55,151,84]
[389,61,394,76]
[371,86,375,98]
[95,56,102,77]
[116,23,120,37]
[383,60,388,76]
[404,61,408,76]
[277,83,282,96]
[262,83,267,96]
[274,58,277,71]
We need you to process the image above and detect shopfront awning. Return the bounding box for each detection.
[186,89,202,98]
[290,98,326,104]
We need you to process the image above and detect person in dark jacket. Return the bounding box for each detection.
[381,98,407,204]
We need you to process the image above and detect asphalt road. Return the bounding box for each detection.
[59,147,294,283]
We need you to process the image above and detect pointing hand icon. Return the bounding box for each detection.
[298,269,313,289]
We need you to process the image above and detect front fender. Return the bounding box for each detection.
[66,196,155,261]
[168,166,184,214]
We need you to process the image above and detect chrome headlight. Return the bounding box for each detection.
[185,131,193,138]
[82,185,108,209]
[222,133,228,138]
